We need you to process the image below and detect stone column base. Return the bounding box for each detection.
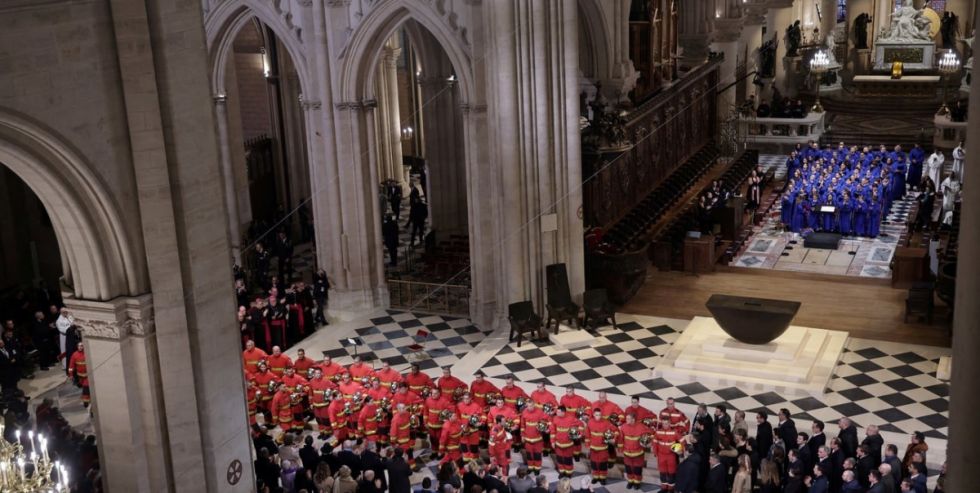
[328,286,389,321]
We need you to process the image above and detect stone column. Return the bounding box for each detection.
[711,16,745,121]
[767,0,797,97]
[948,11,980,491]
[485,0,585,313]
[64,295,180,493]
[374,37,404,185]
[213,95,242,264]
[742,3,767,101]
[819,0,836,45]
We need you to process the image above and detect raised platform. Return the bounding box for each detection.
[804,232,842,250]
[549,325,596,350]
[653,316,849,397]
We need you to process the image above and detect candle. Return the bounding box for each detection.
[1,461,7,486]
[18,457,25,480]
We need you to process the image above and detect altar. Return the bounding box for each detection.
[853,75,940,97]
[653,316,849,397]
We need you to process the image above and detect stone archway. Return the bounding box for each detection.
[0,108,148,301]
[332,2,503,327]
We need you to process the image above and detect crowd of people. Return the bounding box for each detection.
[777,141,964,237]
[242,349,946,493]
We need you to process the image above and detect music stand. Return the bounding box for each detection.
[339,337,364,357]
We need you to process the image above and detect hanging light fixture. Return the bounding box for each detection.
[260,47,271,79]
[0,424,69,492]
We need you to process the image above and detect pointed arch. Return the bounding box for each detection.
[205,0,311,96]
[0,108,147,300]
[337,2,474,105]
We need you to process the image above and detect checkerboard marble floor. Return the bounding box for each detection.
[288,310,949,487]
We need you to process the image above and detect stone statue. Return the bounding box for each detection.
[941,12,959,50]
[786,20,802,57]
[880,0,933,42]
[854,13,872,49]
[759,35,778,78]
[824,35,839,66]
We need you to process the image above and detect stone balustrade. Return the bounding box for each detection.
[739,112,826,145]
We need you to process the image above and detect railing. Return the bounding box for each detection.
[738,112,826,145]
[388,280,470,316]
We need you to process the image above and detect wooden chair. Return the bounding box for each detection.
[508,301,544,347]
[582,289,617,330]
[545,263,580,333]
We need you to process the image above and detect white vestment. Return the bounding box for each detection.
[56,314,72,368]
[952,146,966,181]
[925,152,944,187]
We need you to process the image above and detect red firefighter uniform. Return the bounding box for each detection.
[320,360,348,383]
[391,388,424,412]
[531,387,559,412]
[292,355,317,376]
[252,368,280,418]
[358,400,382,442]
[456,398,485,462]
[488,420,513,475]
[279,370,309,416]
[658,404,690,434]
[375,366,403,387]
[267,353,292,378]
[625,403,658,426]
[242,346,268,374]
[390,409,414,454]
[560,393,591,459]
[308,376,338,424]
[424,391,454,453]
[586,416,619,482]
[521,406,548,473]
[500,382,529,410]
[404,368,434,396]
[67,350,90,405]
[245,381,260,426]
[327,398,352,442]
[654,424,682,491]
[439,417,465,465]
[366,383,392,403]
[487,403,519,432]
[469,377,500,408]
[348,360,375,382]
[367,384,393,446]
[271,388,296,431]
[338,377,365,415]
[550,412,583,477]
[618,421,654,487]
[436,372,468,401]
[593,398,625,424]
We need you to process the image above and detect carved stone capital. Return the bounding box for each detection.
[334,101,366,111]
[299,97,322,111]
[459,103,487,114]
[64,294,155,340]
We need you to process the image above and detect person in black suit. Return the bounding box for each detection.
[756,412,774,459]
[838,418,859,459]
[299,435,320,474]
[857,444,876,489]
[527,475,548,493]
[830,438,846,493]
[254,447,281,493]
[808,421,827,463]
[796,432,813,472]
[862,424,884,467]
[704,454,726,493]
[675,447,702,493]
[883,444,903,486]
[777,409,798,451]
[806,464,830,493]
[361,442,387,492]
[388,448,413,493]
[784,467,805,493]
[0,338,20,395]
[359,469,384,493]
[482,466,509,493]
[335,441,363,479]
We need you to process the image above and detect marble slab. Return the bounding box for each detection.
[549,325,596,350]
[653,316,849,397]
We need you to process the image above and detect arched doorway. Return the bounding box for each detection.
[373,22,472,315]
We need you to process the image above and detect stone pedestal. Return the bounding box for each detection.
[874,40,937,71]
[653,316,849,397]
[782,57,802,97]
[854,49,873,75]
[819,64,843,94]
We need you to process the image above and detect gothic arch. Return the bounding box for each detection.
[0,108,147,301]
[577,0,612,80]
[338,2,474,104]
[205,0,311,96]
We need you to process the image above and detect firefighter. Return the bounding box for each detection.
[488,415,513,476]
[456,393,484,463]
[655,417,682,492]
[439,410,464,466]
[520,399,548,474]
[619,413,654,489]
[551,406,583,478]
[586,408,618,484]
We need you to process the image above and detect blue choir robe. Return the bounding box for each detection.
[781,194,795,226]
[890,162,907,200]
[853,202,866,236]
[868,201,882,237]
[837,199,853,235]
[908,148,925,186]
[807,199,821,230]
[791,200,807,232]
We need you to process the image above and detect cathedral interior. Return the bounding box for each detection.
[0,0,977,491]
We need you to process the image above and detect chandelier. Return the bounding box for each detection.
[0,424,69,492]
[809,50,831,113]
